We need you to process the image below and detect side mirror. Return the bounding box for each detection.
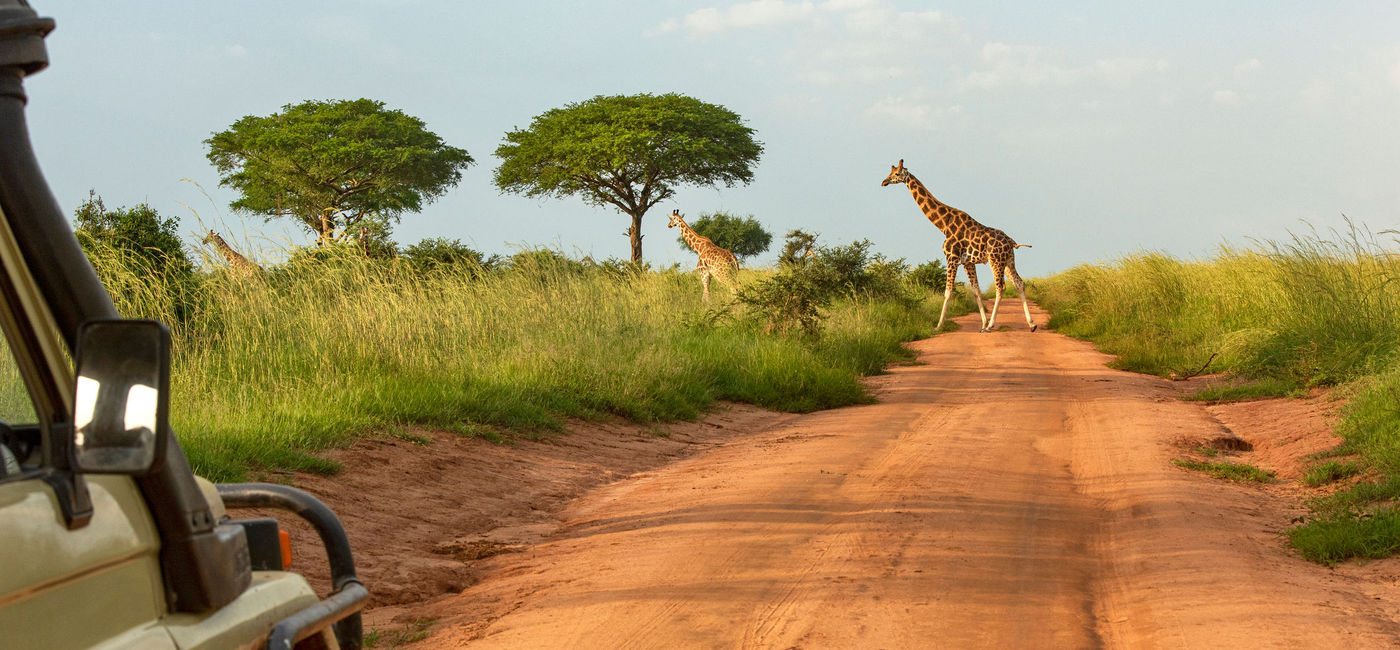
[72,319,170,474]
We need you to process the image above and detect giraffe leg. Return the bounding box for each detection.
[1008,262,1037,331]
[701,269,711,303]
[935,258,960,331]
[986,262,1006,331]
[964,263,988,331]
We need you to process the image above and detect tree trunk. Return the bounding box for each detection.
[628,211,645,262]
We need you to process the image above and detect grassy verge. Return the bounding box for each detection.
[1032,224,1400,564]
[1184,377,1299,402]
[80,246,967,481]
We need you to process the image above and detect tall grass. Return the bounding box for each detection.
[1032,223,1400,563]
[85,246,958,481]
[1034,223,1400,382]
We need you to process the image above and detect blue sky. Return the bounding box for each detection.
[24,1,1400,276]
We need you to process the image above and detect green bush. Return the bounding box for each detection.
[73,191,194,279]
[400,237,498,275]
[777,229,819,266]
[734,264,830,335]
[907,259,948,289]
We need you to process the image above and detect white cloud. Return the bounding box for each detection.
[655,0,947,44]
[864,94,961,131]
[666,0,817,39]
[1235,58,1262,75]
[226,44,247,58]
[829,1,946,41]
[959,43,1166,91]
[820,0,877,10]
[648,18,680,36]
[1211,89,1243,108]
[1092,57,1169,87]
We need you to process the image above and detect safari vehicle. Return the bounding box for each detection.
[0,2,366,648]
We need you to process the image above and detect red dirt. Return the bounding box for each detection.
[240,405,794,609]
[1205,389,1346,481]
[233,302,1400,648]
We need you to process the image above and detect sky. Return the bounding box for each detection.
[21,1,1400,276]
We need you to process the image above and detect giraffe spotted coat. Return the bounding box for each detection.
[881,160,1036,332]
[667,209,739,302]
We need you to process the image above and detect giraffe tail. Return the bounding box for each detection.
[1014,244,1032,249]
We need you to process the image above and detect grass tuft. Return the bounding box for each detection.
[1185,378,1300,402]
[1172,459,1276,483]
[1288,507,1400,566]
[1301,460,1364,487]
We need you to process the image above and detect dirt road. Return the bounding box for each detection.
[404,303,1400,648]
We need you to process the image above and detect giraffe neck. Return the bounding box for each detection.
[212,234,248,263]
[905,174,972,236]
[677,220,709,252]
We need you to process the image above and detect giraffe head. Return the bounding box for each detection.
[880,159,910,187]
[666,209,686,229]
[202,229,217,244]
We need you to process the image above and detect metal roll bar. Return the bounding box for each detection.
[218,482,366,650]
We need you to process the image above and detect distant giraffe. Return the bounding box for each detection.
[668,209,739,302]
[881,160,1036,332]
[202,230,259,277]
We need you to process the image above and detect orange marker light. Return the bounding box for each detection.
[279,529,293,570]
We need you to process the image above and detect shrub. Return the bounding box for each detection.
[906,259,948,289]
[73,190,194,280]
[734,264,830,336]
[778,229,819,266]
[401,237,498,275]
[809,239,911,302]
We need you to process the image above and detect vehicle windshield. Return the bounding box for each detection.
[0,334,38,478]
[0,335,36,423]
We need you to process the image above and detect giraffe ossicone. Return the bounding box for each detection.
[668,209,740,303]
[881,159,1037,332]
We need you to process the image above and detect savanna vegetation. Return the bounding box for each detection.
[1031,223,1400,565]
[75,216,972,482]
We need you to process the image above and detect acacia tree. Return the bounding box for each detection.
[205,98,473,245]
[494,93,762,261]
[677,211,772,261]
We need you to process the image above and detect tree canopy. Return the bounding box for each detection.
[205,98,473,245]
[677,211,772,260]
[494,93,763,261]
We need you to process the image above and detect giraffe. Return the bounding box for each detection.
[202,230,259,277]
[881,160,1036,332]
[667,209,740,302]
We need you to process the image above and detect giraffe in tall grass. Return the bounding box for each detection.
[203,230,260,277]
[667,209,739,302]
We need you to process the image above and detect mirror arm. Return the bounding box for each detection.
[39,421,91,529]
